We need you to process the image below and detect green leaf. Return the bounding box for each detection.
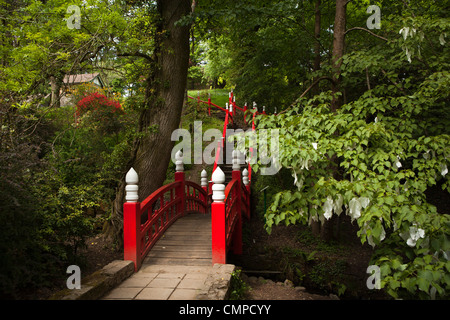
[417,277,430,292]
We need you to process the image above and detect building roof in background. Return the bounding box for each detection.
[63,73,102,85]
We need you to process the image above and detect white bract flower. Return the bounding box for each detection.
[359,197,370,208]
[291,170,304,190]
[348,197,370,222]
[300,158,309,170]
[395,156,402,169]
[405,47,412,63]
[363,221,386,248]
[399,27,409,40]
[399,27,416,40]
[348,197,361,221]
[400,226,426,247]
[323,196,334,220]
[312,142,318,150]
[439,33,446,45]
[333,194,343,216]
[440,164,448,177]
[308,208,319,226]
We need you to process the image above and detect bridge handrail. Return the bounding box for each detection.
[224,178,240,248]
[187,95,227,113]
[123,151,208,271]
[240,180,250,220]
[211,164,250,264]
[212,110,230,175]
[139,181,182,262]
[185,180,209,214]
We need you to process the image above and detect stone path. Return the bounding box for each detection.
[102,214,234,300]
[102,264,213,300]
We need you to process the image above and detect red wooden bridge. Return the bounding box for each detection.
[123,91,269,271]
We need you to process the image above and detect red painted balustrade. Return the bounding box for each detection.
[123,152,208,271]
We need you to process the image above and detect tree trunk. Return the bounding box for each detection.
[312,0,321,96]
[330,0,347,112]
[320,0,347,242]
[50,76,61,108]
[310,0,322,237]
[107,0,191,243]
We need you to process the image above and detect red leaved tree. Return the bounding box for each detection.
[76,92,125,133]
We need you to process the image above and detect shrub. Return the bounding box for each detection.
[76,92,125,134]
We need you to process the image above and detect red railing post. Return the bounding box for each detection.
[211,166,226,264]
[232,95,236,118]
[242,168,250,218]
[201,169,208,204]
[174,150,186,216]
[244,102,247,122]
[208,92,211,116]
[231,150,242,255]
[123,168,141,271]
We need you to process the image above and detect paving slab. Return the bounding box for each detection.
[103,287,142,300]
[169,288,200,300]
[147,277,181,288]
[119,277,153,288]
[135,287,173,300]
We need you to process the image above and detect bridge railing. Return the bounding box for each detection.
[188,89,276,191]
[210,150,250,264]
[187,88,273,121]
[189,89,259,264]
[123,150,208,271]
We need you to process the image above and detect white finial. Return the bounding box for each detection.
[242,168,249,186]
[229,103,233,113]
[125,168,139,202]
[211,167,225,202]
[226,102,229,111]
[274,107,277,114]
[175,150,184,172]
[263,105,266,112]
[232,150,240,171]
[201,169,208,188]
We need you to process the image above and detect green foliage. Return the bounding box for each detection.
[194,0,319,109]
[0,97,137,296]
[0,0,161,297]
[309,260,347,294]
[229,269,250,300]
[31,170,98,260]
[260,84,449,298]
[253,4,450,299]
